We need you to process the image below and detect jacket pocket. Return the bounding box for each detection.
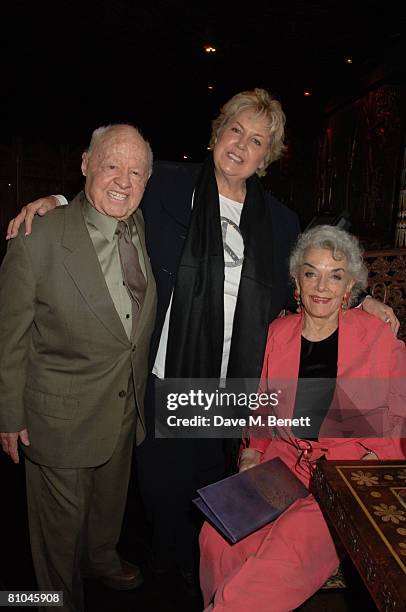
[24,387,78,420]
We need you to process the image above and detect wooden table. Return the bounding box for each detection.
[311,460,406,611]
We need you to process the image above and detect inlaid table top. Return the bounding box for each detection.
[312,460,406,612]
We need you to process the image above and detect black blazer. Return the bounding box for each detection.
[141,160,300,368]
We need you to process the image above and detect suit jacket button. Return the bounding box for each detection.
[118,390,126,398]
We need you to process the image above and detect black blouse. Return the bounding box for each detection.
[292,329,338,439]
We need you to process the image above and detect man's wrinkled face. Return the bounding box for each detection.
[81,126,151,219]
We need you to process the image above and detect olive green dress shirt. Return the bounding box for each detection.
[82,199,146,339]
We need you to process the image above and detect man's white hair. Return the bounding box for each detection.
[87,124,153,174]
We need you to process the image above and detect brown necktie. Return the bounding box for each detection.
[116,219,147,329]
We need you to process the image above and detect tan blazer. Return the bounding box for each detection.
[0,193,157,468]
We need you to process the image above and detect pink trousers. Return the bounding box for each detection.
[199,432,406,611]
[199,493,341,611]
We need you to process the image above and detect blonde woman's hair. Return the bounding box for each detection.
[209,88,286,177]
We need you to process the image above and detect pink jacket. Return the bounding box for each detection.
[249,309,406,477]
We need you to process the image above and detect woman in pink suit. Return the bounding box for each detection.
[200,225,406,611]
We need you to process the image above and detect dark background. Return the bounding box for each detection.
[0,1,404,148]
[1,1,406,245]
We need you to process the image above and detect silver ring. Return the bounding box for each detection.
[384,317,391,323]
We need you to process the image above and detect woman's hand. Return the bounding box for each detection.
[239,448,261,472]
[361,297,400,336]
[6,196,59,239]
[361,451,379,460]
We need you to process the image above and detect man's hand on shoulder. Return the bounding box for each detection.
[6,196,61,240]
[0,429,30,464]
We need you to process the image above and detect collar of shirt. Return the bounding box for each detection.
[82,197,121,242]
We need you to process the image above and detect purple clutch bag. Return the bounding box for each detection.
[193,457,308,543]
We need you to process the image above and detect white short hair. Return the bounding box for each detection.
[87,124,153,175]
[289,225,368,302]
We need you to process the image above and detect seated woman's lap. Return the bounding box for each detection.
[200,494,341,611]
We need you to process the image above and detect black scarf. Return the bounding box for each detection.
[165,155,274,380]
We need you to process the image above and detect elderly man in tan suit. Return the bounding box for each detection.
[0,125,157,611]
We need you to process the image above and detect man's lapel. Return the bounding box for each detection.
[131,208,157,343]
[62,193,129,345]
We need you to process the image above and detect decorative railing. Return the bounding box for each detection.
[364,249,406,342]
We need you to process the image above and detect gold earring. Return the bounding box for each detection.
[294,289,301,309]
[341,292,350,310]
